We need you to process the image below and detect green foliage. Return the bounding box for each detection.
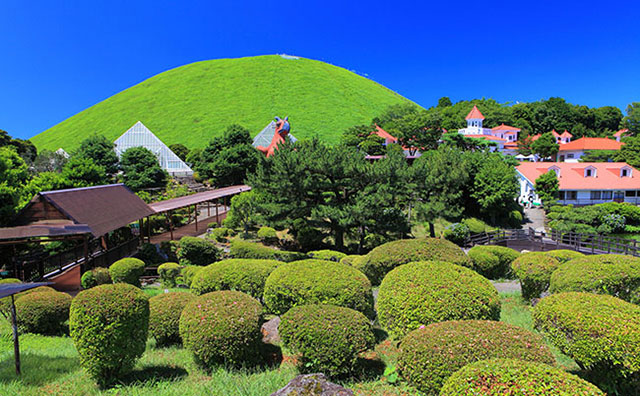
[440,358,605,396]
[223,191,263,236]
[534,170,559,207]
[623,102,640,135]
[0,147,29,224]
[544,249,585,263]
[16,291,72,335]
[32,148,68,173]
[442,222,470,246]
[157,262,182,288]
[179,265,203,287]
[339,254,363,266]
[307,249,347,262]
[531,132,560,160]
[547,201,640,234]
[468,245,519,279]
[549,254,640,303]
[120,146,168,191]
[398,320,555,395]
[80,267,112,289]
[263,259,374,317]
[75,134,119,175]
[462,217,491,234]
[168,143,189,161]
[533,292,640,394]
[228,239,307,262]
[511,252,561,300]
[207,227,232,242]
[191,259,280,299]
[257,226,278,244]
[179,291,263,368]
[357,238,472,285]
[149,291,195,346]
[472,154,519,224]
[136,242,164,265]
[61,157,109,187]
[177,236,222,266]
[377,261,500,339]
[160,240,179,262]
[108,257,146,287]
[279,304,375,378]
[69,283,149,387]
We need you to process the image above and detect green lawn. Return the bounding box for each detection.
[0,290,577,395]
[31,55,415,151]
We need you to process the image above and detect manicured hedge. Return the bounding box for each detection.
[16,291,72,335]
[545,249,585,263]
[179,290,262,367]
[109,257,146,287]
[207,227,232,242]
[157,262,181,287]
[533,292,640,393]
[70,283,149,386]
[357,238,472,285]
[81,267,112,289]
[149,291,195,346]
[511,252,560,300]
[191,259,280,299]
[179,265,203,287]
[549,254,640,303]
[229,239,307,262]
[467,246,500,279]
[308,249,347,262]
[481,245,520,276]
[377,261,500,339]
[279,304,375,378]
[398,320,555,395]
[177,236,221,266]
[440,358,605,396]
[339,255,363,266]
[257,226,278,244]
[263,259,374,318]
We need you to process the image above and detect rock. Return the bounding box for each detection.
[271,373,354,396]
[261,316,281,344]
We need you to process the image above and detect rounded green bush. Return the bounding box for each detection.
[16,291,72,335]
[70,283,149,386]
[398,320,555,395]
[482,245,520,276]
[208,227,231,242]
[157,262,181,287]
[377,261,500,339]
[149,291,195,346]
[81,267,112,289]
[179,290,262,367]
[179,265,203,287]
[263,259,374,317]
[511,252,560,300]
[308,249,347,262]
[440,358,605,396]
[467,246,500,278]
[339,255,363,266]
[191,259,280,299]
[109,257,145,287]
[550,254,640,303]
[229,239,307,262]
[257,226,278,244]
[280,304,375,378]
[177,236,222,266]
[533,292,640,393]
[545,249,585,263]
[357,238,472,285]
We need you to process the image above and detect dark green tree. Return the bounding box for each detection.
[33,149,68,173]
[389,110,442,155]
[534,171,559,208]
[472,155,519,224]
[0,147,30,225]
[76,135,119,176]
[623,102,640,136]
[615,136,640,168]
[531,132,559,161]
[120,147,168,191]
[168,143,190,162]
[437,97,452,107]
[8,139,37,164]
[580,150,618,162]
[61,157,109,187]
[341,124,374,148]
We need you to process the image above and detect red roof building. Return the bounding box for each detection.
[465,105,485,120]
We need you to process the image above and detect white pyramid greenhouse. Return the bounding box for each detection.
[114,121,193,177]
[252,120,297,148]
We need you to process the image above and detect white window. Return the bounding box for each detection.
[621,167,632,177]
[567,154,574,159]
[603,191,613,199]
[584,166,597,177]
[591,191,602,200]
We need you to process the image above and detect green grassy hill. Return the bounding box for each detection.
[31,55,415,151]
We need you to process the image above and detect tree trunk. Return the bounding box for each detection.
[429,222,436,238]
[335,229,345,250]
[358,226,366,254]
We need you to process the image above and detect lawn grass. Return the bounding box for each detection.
[31,55,415,151]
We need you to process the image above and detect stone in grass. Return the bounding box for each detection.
[271,373,353,396]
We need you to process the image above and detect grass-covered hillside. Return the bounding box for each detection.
[31,55,415,151]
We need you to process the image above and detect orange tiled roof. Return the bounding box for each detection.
[551,129,561,138]
[517,162,640,190]
[491,124,521,132]
[465,105,485,120]
[558,137,623,152]
[614,129,629,137]
[560,130,572,138]
[463,134,506,142]
[372,125,398,143]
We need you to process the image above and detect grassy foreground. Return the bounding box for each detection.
[31,55,415,151]
[0,290,576,396]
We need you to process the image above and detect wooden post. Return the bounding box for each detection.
[147,217,151,243]
[194,205,198,232]
[11,295,20,375]
[207,201,211,217]
[83,236,89,273]
[216,199,220,225]
[165,212,174,240]
[139,219,144,244]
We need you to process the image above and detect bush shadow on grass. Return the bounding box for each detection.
[115,365,189,387]
[191,341,284,374]
[0,354,79,385]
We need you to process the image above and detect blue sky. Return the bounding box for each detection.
[1,0,638,140]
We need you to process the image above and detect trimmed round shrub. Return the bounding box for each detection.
[533,292,640,393]
[468,245,519,279]
[81,267,112,289]
[0,278,20,284]
[257,226,278,244]
[208,227,231,242]
[545,249,584,263]
[149,291,194,346]
[70,283,149,386]
[549,254,640,303]
[308,249,347,262]
[398,320,555,395]
[15,291,72,335]
[157,262,181,287]
[511,252,560,300]
[377,261,500,339]
[109,257,145,287]
[191,259,280,299]
[357,238,472,285]
[463,217,490,234]
[177,236,222,266]
[280,304,375,378]
[482,245,520,275]
[440,358,605,396]
[229,239,307,262]
[263,259,374,318]
[339,254,363,266]
[179,265,202,287]
[179,290,262,367]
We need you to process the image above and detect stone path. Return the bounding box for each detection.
[492,280,521,294]
[524,206,546,233]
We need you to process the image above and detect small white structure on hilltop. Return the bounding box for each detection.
[114,121,193,177]
[458,105,521,154]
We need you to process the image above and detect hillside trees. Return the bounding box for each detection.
[534,171,559,207]
[615,136,640,168]
[531,132,559,160]
[75,135,119,176]
[168,143,189,162]
[472,154,520,224]
[120,147,168,191]
[623,102,640,135]
[0,147,30,224]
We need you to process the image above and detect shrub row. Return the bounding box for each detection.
[467,245,519,279]
[308,249,347,262]
[257,226,278,244]
[229,239,307,262]
[191,259,280,299]
[177,236,222,266]
[16,291,72,335]
[109,257,145,287]
[81,267,112,289]
[149,291,194,346]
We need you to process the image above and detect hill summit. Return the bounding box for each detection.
[31,55,415,151]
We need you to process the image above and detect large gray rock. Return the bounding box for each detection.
[270,373,354,396]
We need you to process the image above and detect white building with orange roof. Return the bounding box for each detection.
[556,137,624,162]
[458,105,520,154]
[516,162,640,206]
